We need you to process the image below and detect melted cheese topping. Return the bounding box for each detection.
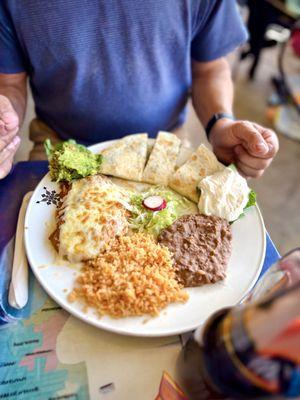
[59,175,130,262]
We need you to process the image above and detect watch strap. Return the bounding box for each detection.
[205,112,236,139]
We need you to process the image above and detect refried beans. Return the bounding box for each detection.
[158,214,232,287]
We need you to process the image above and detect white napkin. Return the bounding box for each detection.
[8,192,33,309]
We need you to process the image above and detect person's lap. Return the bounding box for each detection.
[28,118,192,161]
[29,118,61,160]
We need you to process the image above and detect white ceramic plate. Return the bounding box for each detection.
[24,140,266,337]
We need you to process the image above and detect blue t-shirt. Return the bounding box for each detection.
[0,0,247,144]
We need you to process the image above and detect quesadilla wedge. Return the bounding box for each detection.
[100,133,148,181]
[169,144,224,202]
[142,131,181,186]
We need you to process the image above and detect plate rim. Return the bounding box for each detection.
[24,140,266,337]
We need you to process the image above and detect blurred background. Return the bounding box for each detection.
[16,0,300,254]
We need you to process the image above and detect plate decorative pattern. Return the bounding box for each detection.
[36,187,60,206]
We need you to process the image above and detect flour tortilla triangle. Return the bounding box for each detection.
[142,131,181,186]
[100,133,148,181]
[169,144,224,202]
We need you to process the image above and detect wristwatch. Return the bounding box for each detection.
[205,112,236,139]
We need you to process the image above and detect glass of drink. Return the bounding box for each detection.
[177,248,300,399]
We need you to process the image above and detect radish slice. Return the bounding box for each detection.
[142,196,167,211]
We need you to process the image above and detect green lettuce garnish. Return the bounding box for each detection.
[44,139,103,182]
[228,164,237,172]
[129,187,194,237]
[245,189,257,210]
[235,189,257,222]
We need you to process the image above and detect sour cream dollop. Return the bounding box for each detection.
[198,167,250,222]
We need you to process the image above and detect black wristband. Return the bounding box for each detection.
[205,112,236,139]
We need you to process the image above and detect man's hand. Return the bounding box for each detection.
[191,58,278,178]
[209,119,279,178]
[0,95,20,179]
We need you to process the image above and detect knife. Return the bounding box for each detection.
[8,191,33,309]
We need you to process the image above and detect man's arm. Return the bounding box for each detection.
[191,58,279,178]
[0,72,27,178]
[192,57,233,128]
